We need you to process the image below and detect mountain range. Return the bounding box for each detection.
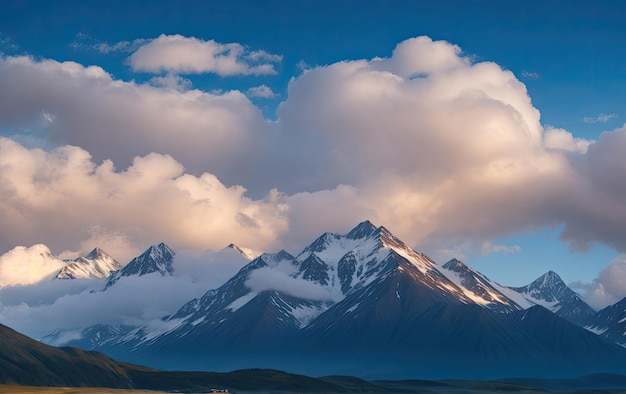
[34,220,626,380]
[10,319,626,393]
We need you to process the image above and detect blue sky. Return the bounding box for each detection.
[1,0,625,307]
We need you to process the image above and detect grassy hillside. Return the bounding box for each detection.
[0,324,137,388]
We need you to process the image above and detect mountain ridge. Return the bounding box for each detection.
[46,220,624,379]
[105,242,175,288]
[56,248,121,280]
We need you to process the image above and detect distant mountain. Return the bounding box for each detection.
[510,271,596,325]
[225,243,255,260]
[59,220,626,379]
[105,242,175,288]
[585,297,626,346]
[6,316,626,392]
[55,248,121,280]
[436,259,595,324]
[0,322,390,392]
[40,324,135,348]
[438,258,531,313]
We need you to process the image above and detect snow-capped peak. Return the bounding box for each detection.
[84,247,107,260]
[55,248,121,280]
[512,270,572,303]
[146,242,175,263]
[442,258,467,271]
[508,270,595,324]
[258,250,296,267]
[225,243,255,260]
[437,257,532,312]
[346,220,378,240]
[105,243,175,288]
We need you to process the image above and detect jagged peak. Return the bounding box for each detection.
[259,250,295,266]
[143,242,175,260]
[442,258,468,271]
[226,243,245,255]
[346,220,378,240]
[531,270,565,287]
[227,243,241,251]
[301,232,340,255]
[84,247,109,260]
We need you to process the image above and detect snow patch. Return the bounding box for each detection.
[226,293,257,312]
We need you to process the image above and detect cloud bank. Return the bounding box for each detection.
[2,36,626,304]
[0,246,250,339]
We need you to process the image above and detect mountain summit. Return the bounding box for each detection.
[105,243,175,288]
[55,248,121,280]
[510,270,595,324]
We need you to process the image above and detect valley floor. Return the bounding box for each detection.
[3,385,626,394]
[0,387,166,394]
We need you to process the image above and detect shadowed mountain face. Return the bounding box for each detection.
[105,242,175,288]
[0,321,392,392]
[0,323,135,388]
[50,221,626,380]
[585,297,626,346]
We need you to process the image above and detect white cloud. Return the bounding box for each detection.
[71,33,147,54]
[0,138,288,260]
[374,36,469,77]
[544,126,591,153]
[149,73,192,92]
[245,267,334,301]
[0,273,205,339]
[94,39,148,54]
[129,34,282,76]
[521,71,540,79]
[246,84,278,98]
[0,54,270,190]
[480,242,521,255]
[584,113,617,124]
[573,255,626,309]
[0,245,65,286]
[0,246,251,339]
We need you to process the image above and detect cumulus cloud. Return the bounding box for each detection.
[572,255,626,309]
[129,34,282,76]
[0,245,65,286]
[375,36,469,77]
[557,124,626,253]
[149,73,192,91]
[0,138,288,260]
[0,54,272,190]
[246,84,278,98]
[584,113,617,124]
[544,126,591,153]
